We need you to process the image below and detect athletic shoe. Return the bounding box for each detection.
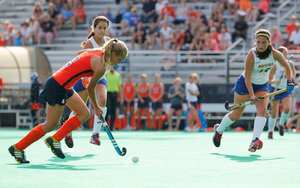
[175,127,179,131]
[248,138,263,152]
[45,136,65,159]
[184,126,192,132]
[8,145,30,164]
[268,132,273,139]
[64,135,74,148]
[212,124,222,147]
[90,133,100,146]
[279,125,285,136]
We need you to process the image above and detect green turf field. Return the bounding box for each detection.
[1,130,299,188]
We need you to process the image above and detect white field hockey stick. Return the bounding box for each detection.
[225,88,287,111]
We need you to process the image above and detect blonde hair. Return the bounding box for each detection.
[102,38,128,66]
[141,73,147,78]
[153,73,160,78]
[173,77,182,84]
[189,73,200,83]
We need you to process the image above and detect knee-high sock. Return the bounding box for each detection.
[252,116,267,140]
[268,117,276,133]
[15,124,45,150]
[217,113,235,134]
[123,116,128,128]
[279,111,290,126]
[130,116,136,128]
[158,116,164,129]
[146,116,151,130]
[53,116,81,141]
[92,107,107,135]
[67,111,75,136]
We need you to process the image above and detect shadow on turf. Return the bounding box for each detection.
[210,153,283,162]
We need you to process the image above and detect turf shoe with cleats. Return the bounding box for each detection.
[45,136,65,159]
[279,125,285,136]
[213,124,222,147]
[64,135,74,148]
[90,133,101,146]
[8,145,30,164]
[248,138,263,152]
[268,132,273,139]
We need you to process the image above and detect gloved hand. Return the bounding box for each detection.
[287,80,294,92]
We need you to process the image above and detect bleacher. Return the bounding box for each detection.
[1,0,300,129]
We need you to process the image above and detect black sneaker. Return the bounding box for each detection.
[45,136,65,159]
[8,145,30,164]
[279,125,285,136]
[212,124,222,147]
[64,135,74,148]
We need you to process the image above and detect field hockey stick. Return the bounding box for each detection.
[99,115,127,156]
[269,55,293,103]
[225,88,287,111]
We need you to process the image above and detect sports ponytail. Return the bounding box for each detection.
[102,39,128,66]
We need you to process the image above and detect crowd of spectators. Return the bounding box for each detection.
[0,0,86,47]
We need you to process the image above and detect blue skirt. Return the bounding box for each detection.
[269,86,291,101]
[232,75,269,95]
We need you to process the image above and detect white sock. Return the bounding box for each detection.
[268,117,276,133]
[252,116,266,140]
[67,111,75,136]
[216,113,235,134]
[92,107,107,135]
[279,111,290,126]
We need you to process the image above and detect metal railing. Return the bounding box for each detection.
[277,0,297,29]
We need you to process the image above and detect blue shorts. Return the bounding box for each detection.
[138,97,150,108]
[152,102,163,111]
[170,103,183,111]
[123,100,134,107]
[269,86,291,101]
[232,75,269,95]
[40,77,74,106]
[187,101,197,109]
[73,77,107,92]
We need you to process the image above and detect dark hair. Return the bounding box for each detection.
[80,16,110,47]
[254,29,273,59]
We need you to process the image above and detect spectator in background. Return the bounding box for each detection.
[210,6,223,28]
[155,0,165,17]
[115,0,132,23]
[217,0,234,15]
[234,0,252,21]
[105,67,123,131]
[289,22,300,46]
[185,73,200,132]
[180,29,193,51]
[189,33,205,63]
[149,73,165,130]
[71,2,86,29]
[136,73,150,130]
[173,0,188,25]
[288,41,300,63]
[47,2,59,23]
[38,13,57,45]
[232,13,248,42]
[131,20,146,50]
[120,4,133,36]
[29,16,41,44]
[161,42,180,71]
[20,21,33,46]
[14,30,24,46]
[4,25,15,46]
[195,8,208,26]
[210,27,219,42]
[30,72,44,127]
[247,0,269,22]
[191,19,207,36]
[185,6,197,26]
[286,15,297,42]
[158,1,176,24]
[32,2,44,23]
[0,29,6,46]
[69,0,84,10]
[54,0,65,15]
[159,21,173,49]
[145,21,160,50]
[172,27,184,51]
[167,77,185,131]
[142,0,157,23]
[271,25,283,49]
[218,27,232,50]
[0,75,4,93]
[56,4,74,30]
[105,8,115,23]
[205,32,219,52]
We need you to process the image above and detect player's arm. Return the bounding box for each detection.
[288,60,296,78]
[273,49,292,81]
[77,40,94,55]
[149,84,154,101]
[131,83,137,101]
[87,56,105,117]
[244,50,255,100]
[158,83,165,100]
[268,64,277,85]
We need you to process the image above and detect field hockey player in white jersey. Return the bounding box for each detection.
[212,29,294,152]
[267,46,295,139]
[65,16,111,148]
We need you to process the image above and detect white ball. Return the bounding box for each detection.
[132,155,139,163]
